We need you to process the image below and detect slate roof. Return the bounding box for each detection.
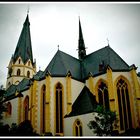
[33,70,44,80]
[39,45,130,81]
[65,86,98,118]
[82,45,130,79]
[4,78,32,101]
[13,14,34,65]
[44,50,82,81]
[4,85,17,99]
[16,78,32,92]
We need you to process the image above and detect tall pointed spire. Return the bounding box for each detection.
[13,14,33,65]
[78,17,86,60]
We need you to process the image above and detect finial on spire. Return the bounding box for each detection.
[27,4,30,14]
[57,45,59,50]
[78,15,80,20]
[39,66,41,70]
[107,38,110,46]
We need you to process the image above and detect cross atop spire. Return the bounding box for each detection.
[78,17,86,60]
[107,38,110,46]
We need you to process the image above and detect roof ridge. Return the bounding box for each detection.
[59,49,80,62]
[57,50,68,73]
[85,46,109,58]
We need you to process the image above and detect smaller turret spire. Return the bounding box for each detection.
[78,17,86,60]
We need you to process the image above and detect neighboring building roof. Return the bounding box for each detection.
[13,14,34,65]
[65,86,98,118]
[44,50,82,81]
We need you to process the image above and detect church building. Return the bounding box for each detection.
[2,14,140,136]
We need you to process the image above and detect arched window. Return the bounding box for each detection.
[19,59,21,64]
[24,96,29,120]
[7,102,12,115]
[117,78,132,131]
[40,85,46,134]
[55,83,63,134]
[98,81,110,110]
[27,71,30,78]
[17,69,21,76]
[73,119,83,136]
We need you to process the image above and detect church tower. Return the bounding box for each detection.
[6,14,36,89]
[78,18,86,60]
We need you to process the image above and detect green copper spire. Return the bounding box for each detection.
[13,14,33,64]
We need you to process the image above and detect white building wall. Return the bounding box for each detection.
[2,98,18,127]
[64,112,97,136]
[71,79,85,104]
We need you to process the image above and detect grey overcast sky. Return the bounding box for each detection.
[0,2,140,87]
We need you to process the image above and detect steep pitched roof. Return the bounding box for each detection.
[4,78,32,101]
[5,85,17,99]
[13,14,33,65]
[17,78,32,92]
[41,46,130,81]
[65,86,98,118]
[33,70,44,80]
[83,46,130,79]
[44,50,82,81]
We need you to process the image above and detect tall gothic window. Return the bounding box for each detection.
[55,83,63,134]
[7,102,12,115]
[24,96,29,120]
[98,81,110,110]
[17,69,21,76]
[41,85,46,134]
[73,119,83,136]
[117,78,132,131]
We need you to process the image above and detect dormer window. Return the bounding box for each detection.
[99,61,105,72]
[17,69,21,76]
[19,59,21,64]
[27,71,30,78]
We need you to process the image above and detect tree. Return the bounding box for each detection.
[87,105,118,136]
[0,85,7,120]
[0,85,9,136]
[15,120,39,136]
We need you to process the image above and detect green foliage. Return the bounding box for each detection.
[0,87,7,120]
[87,105,118,136]
[0,120,39,136]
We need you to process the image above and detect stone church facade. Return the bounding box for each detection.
[2,14,140,136]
